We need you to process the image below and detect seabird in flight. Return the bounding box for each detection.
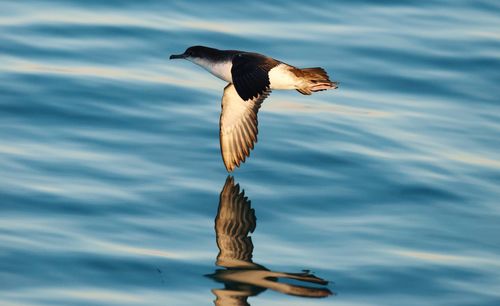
[170,46,338,171]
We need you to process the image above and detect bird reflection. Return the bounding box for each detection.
[207,176,332,306]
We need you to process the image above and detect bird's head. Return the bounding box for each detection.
[170,46,214,61]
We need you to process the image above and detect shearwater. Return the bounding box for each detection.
[170,46,338,172]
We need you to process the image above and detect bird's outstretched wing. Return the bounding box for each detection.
[220,83,270,172]
[231,52,279,101]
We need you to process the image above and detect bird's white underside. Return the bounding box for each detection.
[189,57,299,90]
[268,64,300,89]
[190,57,233,83]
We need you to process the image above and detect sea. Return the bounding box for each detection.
[1,1,499,305]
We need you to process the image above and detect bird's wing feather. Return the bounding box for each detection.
[231,52,278,101]
[220,83,270,171]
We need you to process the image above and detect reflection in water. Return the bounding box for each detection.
[207,176,332,305]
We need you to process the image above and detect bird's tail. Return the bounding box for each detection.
[295,67,338,95]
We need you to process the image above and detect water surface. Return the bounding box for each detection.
[1,1,500,305]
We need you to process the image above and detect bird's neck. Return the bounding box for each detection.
[190,57,233,83]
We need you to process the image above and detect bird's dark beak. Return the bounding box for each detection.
[169,53,186,60]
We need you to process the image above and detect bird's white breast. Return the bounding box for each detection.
[191,58,233,83]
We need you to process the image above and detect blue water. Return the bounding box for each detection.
[1,1,500,305]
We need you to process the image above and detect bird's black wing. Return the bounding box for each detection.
[231,52,279,101]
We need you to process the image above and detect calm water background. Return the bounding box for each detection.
[1,1,500,305]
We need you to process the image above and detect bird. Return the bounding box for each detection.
[170,46,338,171]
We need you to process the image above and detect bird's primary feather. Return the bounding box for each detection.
[219,83,270,171]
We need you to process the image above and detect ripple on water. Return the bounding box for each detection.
[1,1,500,306]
